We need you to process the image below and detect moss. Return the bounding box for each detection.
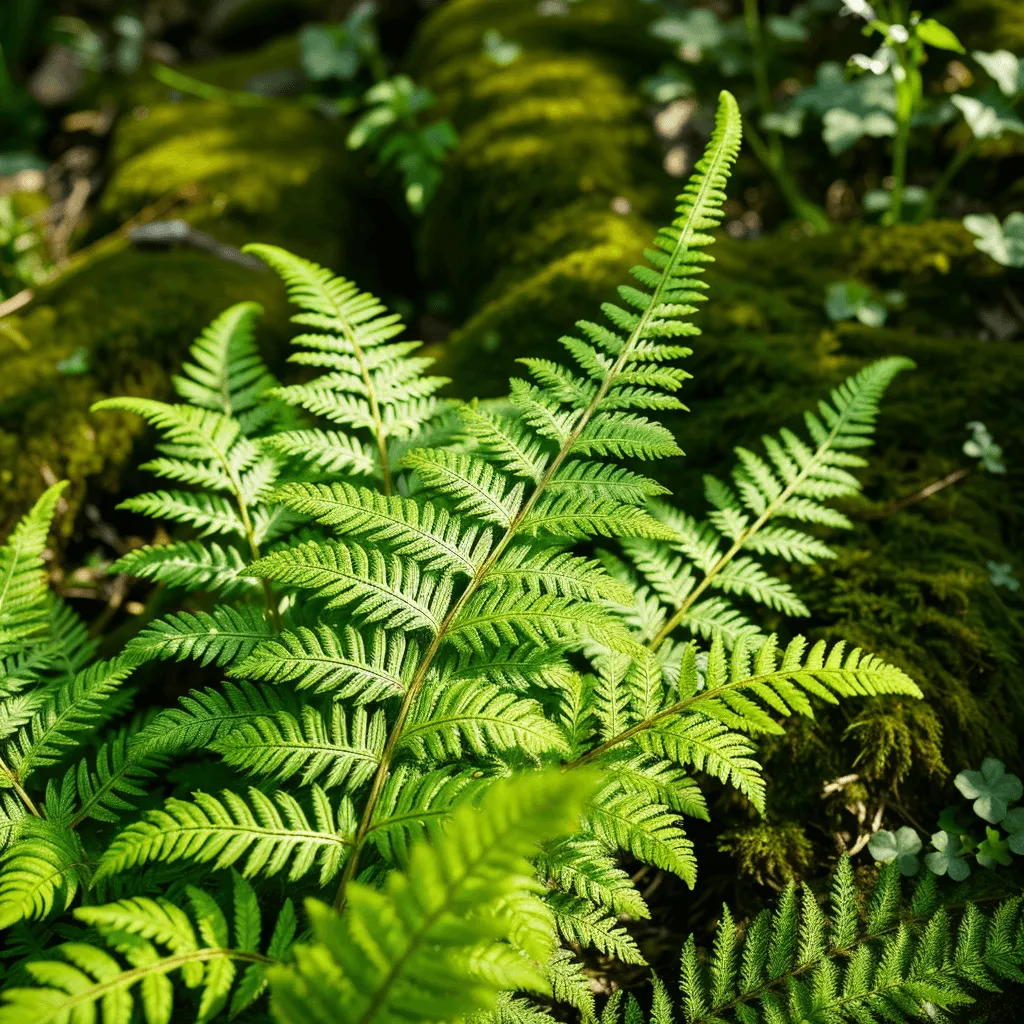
[412,0,667,307]
[1,38,357,541]
[0,249,293,538]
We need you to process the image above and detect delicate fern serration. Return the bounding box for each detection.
[668,856,1024,1024]
[0,873,296,1024]
[618,357,914,651]
[268,771,595,1024]
[95,785,355,885]
[0,483,66,653]
[242,243,451,494]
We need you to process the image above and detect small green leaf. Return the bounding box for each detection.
[915,18,965,54]
[955,758,1022,823]
[973,50,1024,97]
[924,831,970,881]
[1002,808,1024,855]
[962,420,1006,474]
[963,212,1024,269]
[868,827,921,875]
[976,826,1012,868]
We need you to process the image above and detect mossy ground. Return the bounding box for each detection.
[2,38,357,539]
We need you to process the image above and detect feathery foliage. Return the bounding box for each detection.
[661,856,1024,1024]
[0,91,934,1024]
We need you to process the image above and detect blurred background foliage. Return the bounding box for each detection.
[0,0,1021,1007]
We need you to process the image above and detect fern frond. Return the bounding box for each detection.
[230,624,413,703]
[5,658,135,782]
[269,771,593,1024]
[548,892,645,964]
[0,874,296,1024]
[243,243,450,492]
[0,483,66,654]
[95,786,355,885]
[173,300,281,431]
[249,540,453,631]
[111,540,259,596]
[123,606,274,668]
[401,680,568,762]
[274,480,491,574]
[210,705,386,790]
[0,818,87,929]
[670,856,1024,1024]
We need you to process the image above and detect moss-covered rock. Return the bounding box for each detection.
[1,38,357,539]
[411,0,666,317]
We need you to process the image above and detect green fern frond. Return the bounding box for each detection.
[124,606,274,668]
[269,770,594,1024]
[251,540,454,630]
[548,892,646,964]
[137,680,297,756]
[173,301,282,432]
[401,680,568,762]
[4,657,135,782]
[230,624,414,702]
[210,704,386,789]
[111,540,259,596]
[274,480,492,574]
[670,856,1024,1024]
[0,818,87,929]
[0,873,296,1024]
[0,483,66,653]
[242,243,450,493]
[95,785,355,885]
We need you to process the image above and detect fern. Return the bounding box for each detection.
[269,770,593,1024]
[0,91,936,1024]
[0,873,296,1024]
[651,856,1024,1023]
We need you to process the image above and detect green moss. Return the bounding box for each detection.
[412,0,667,306]
[1,38,357,540]
[0,249,293,538]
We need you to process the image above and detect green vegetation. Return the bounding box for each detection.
[0,1,1021,1021]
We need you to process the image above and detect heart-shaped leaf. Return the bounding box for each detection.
[924,831,971,881]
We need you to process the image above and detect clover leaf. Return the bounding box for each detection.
[955,758,1023,823]
[825,281,888,327]
[482,30,521,67]
[988,562,1021,593]
[924,831,971,881]
[1002,808,1024,855]
[963,212,1024,269]
[951,94,1024,140]
[962,421,1007,474]
[976,826,1013,869]
[868,826,921,875]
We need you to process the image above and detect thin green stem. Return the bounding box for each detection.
[915,138,979,222]
[745,122,831,233]
[0,752,41,817]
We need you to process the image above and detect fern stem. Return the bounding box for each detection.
[331,118,738,911]
[648,391,858,652]
[0,753,41,817]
